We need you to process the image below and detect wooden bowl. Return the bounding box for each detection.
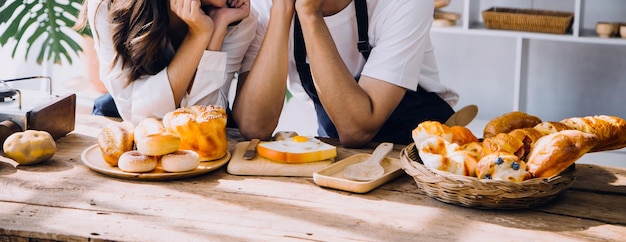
[620,24,626,39]
[596,22,618,38]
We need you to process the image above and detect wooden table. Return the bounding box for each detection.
[1,115,625,241]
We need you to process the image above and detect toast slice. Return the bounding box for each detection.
[257,136,337,163]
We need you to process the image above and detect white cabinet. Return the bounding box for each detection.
[431,0,626,122]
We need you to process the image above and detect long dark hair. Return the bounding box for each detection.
[75,0,172,84]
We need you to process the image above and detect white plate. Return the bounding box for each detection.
[313,154,404,193]
[81,144,231,181]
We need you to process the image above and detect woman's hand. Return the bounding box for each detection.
[169,0,214,35]
[208,0,250,29]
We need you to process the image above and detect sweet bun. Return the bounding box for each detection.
[97,121,134,167]
[412,121,452,147]
[134,118,181,156]
[117,150,158,173]
[560,115,626,152]
[483,111,542,138]
[526,130,598,178]
[460,141,483,161]
[163,105,228,161]
[257,136,337,163]
[476,152,531,183]
[418,137,478,176]
[449,126,479,145]
[160,150,200,173]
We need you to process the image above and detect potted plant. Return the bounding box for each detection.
[0,0,87,65]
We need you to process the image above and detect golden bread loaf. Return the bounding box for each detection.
[97,121,134,167]
[134,118,181,156]
[560,115,626,152]
[163,105,228,161]
[476,152,531,183]
[483,111,542,138]
[526,130,598,178]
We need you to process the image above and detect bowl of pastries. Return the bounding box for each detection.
[401,111,626,209]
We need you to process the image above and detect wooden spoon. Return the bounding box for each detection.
[343,142,393,181]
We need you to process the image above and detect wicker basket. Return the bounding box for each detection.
[400,143,576,209]
[482,7,574,34]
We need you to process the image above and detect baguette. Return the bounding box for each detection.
[526,130,598,178]
[560,115,626,152]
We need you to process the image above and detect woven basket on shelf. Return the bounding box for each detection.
[400,143,576,209]
[482,7,574,34]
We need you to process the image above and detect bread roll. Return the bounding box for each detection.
[412,121,477,147]
[560,115,626,152]
[97,121,134,167]
[476,152,531,183]
[163,105,228,161]
[526,130,598,178]
[483,111,542,138]
[412,121,452,148]
[418,137,478,176]
[460,141,483,161]
[134,118,181,156]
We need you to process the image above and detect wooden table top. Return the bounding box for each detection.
[1,115,625,241]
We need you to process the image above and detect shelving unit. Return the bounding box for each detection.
[431,0,626,119]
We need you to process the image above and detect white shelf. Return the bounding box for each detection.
[432,0,626,113]
[432,25,626,46]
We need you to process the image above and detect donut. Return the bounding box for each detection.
[117,151,158,173]
[160,150,200,173]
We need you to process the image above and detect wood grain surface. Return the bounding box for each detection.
[0,115,624,241]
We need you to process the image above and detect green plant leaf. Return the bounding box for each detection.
[0,0,85,65]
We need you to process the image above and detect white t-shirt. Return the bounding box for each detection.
[242,0,458,106]
[88,0,257,124]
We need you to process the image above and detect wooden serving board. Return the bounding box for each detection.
[226,141,334,177]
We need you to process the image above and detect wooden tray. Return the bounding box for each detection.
[81,145,230,181]
[227,142,334,177]
[313,154,404,193]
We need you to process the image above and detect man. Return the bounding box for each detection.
[233,0,458,147]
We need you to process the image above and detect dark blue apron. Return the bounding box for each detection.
[293,0,454,145]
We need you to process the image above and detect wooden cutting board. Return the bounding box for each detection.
[226,141,335,177]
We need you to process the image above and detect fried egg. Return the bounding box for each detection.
[279,136,321,151]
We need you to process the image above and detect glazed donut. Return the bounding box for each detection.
[117,151,158,173]
[160,150,200,173]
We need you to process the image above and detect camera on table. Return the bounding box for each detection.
[0,76,76,144]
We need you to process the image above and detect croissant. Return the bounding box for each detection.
[560,115,626,152]
[526,130,598,178]
[483,111,542,138]
[482,133,524,157]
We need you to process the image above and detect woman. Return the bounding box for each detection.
[77,0,256,125]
